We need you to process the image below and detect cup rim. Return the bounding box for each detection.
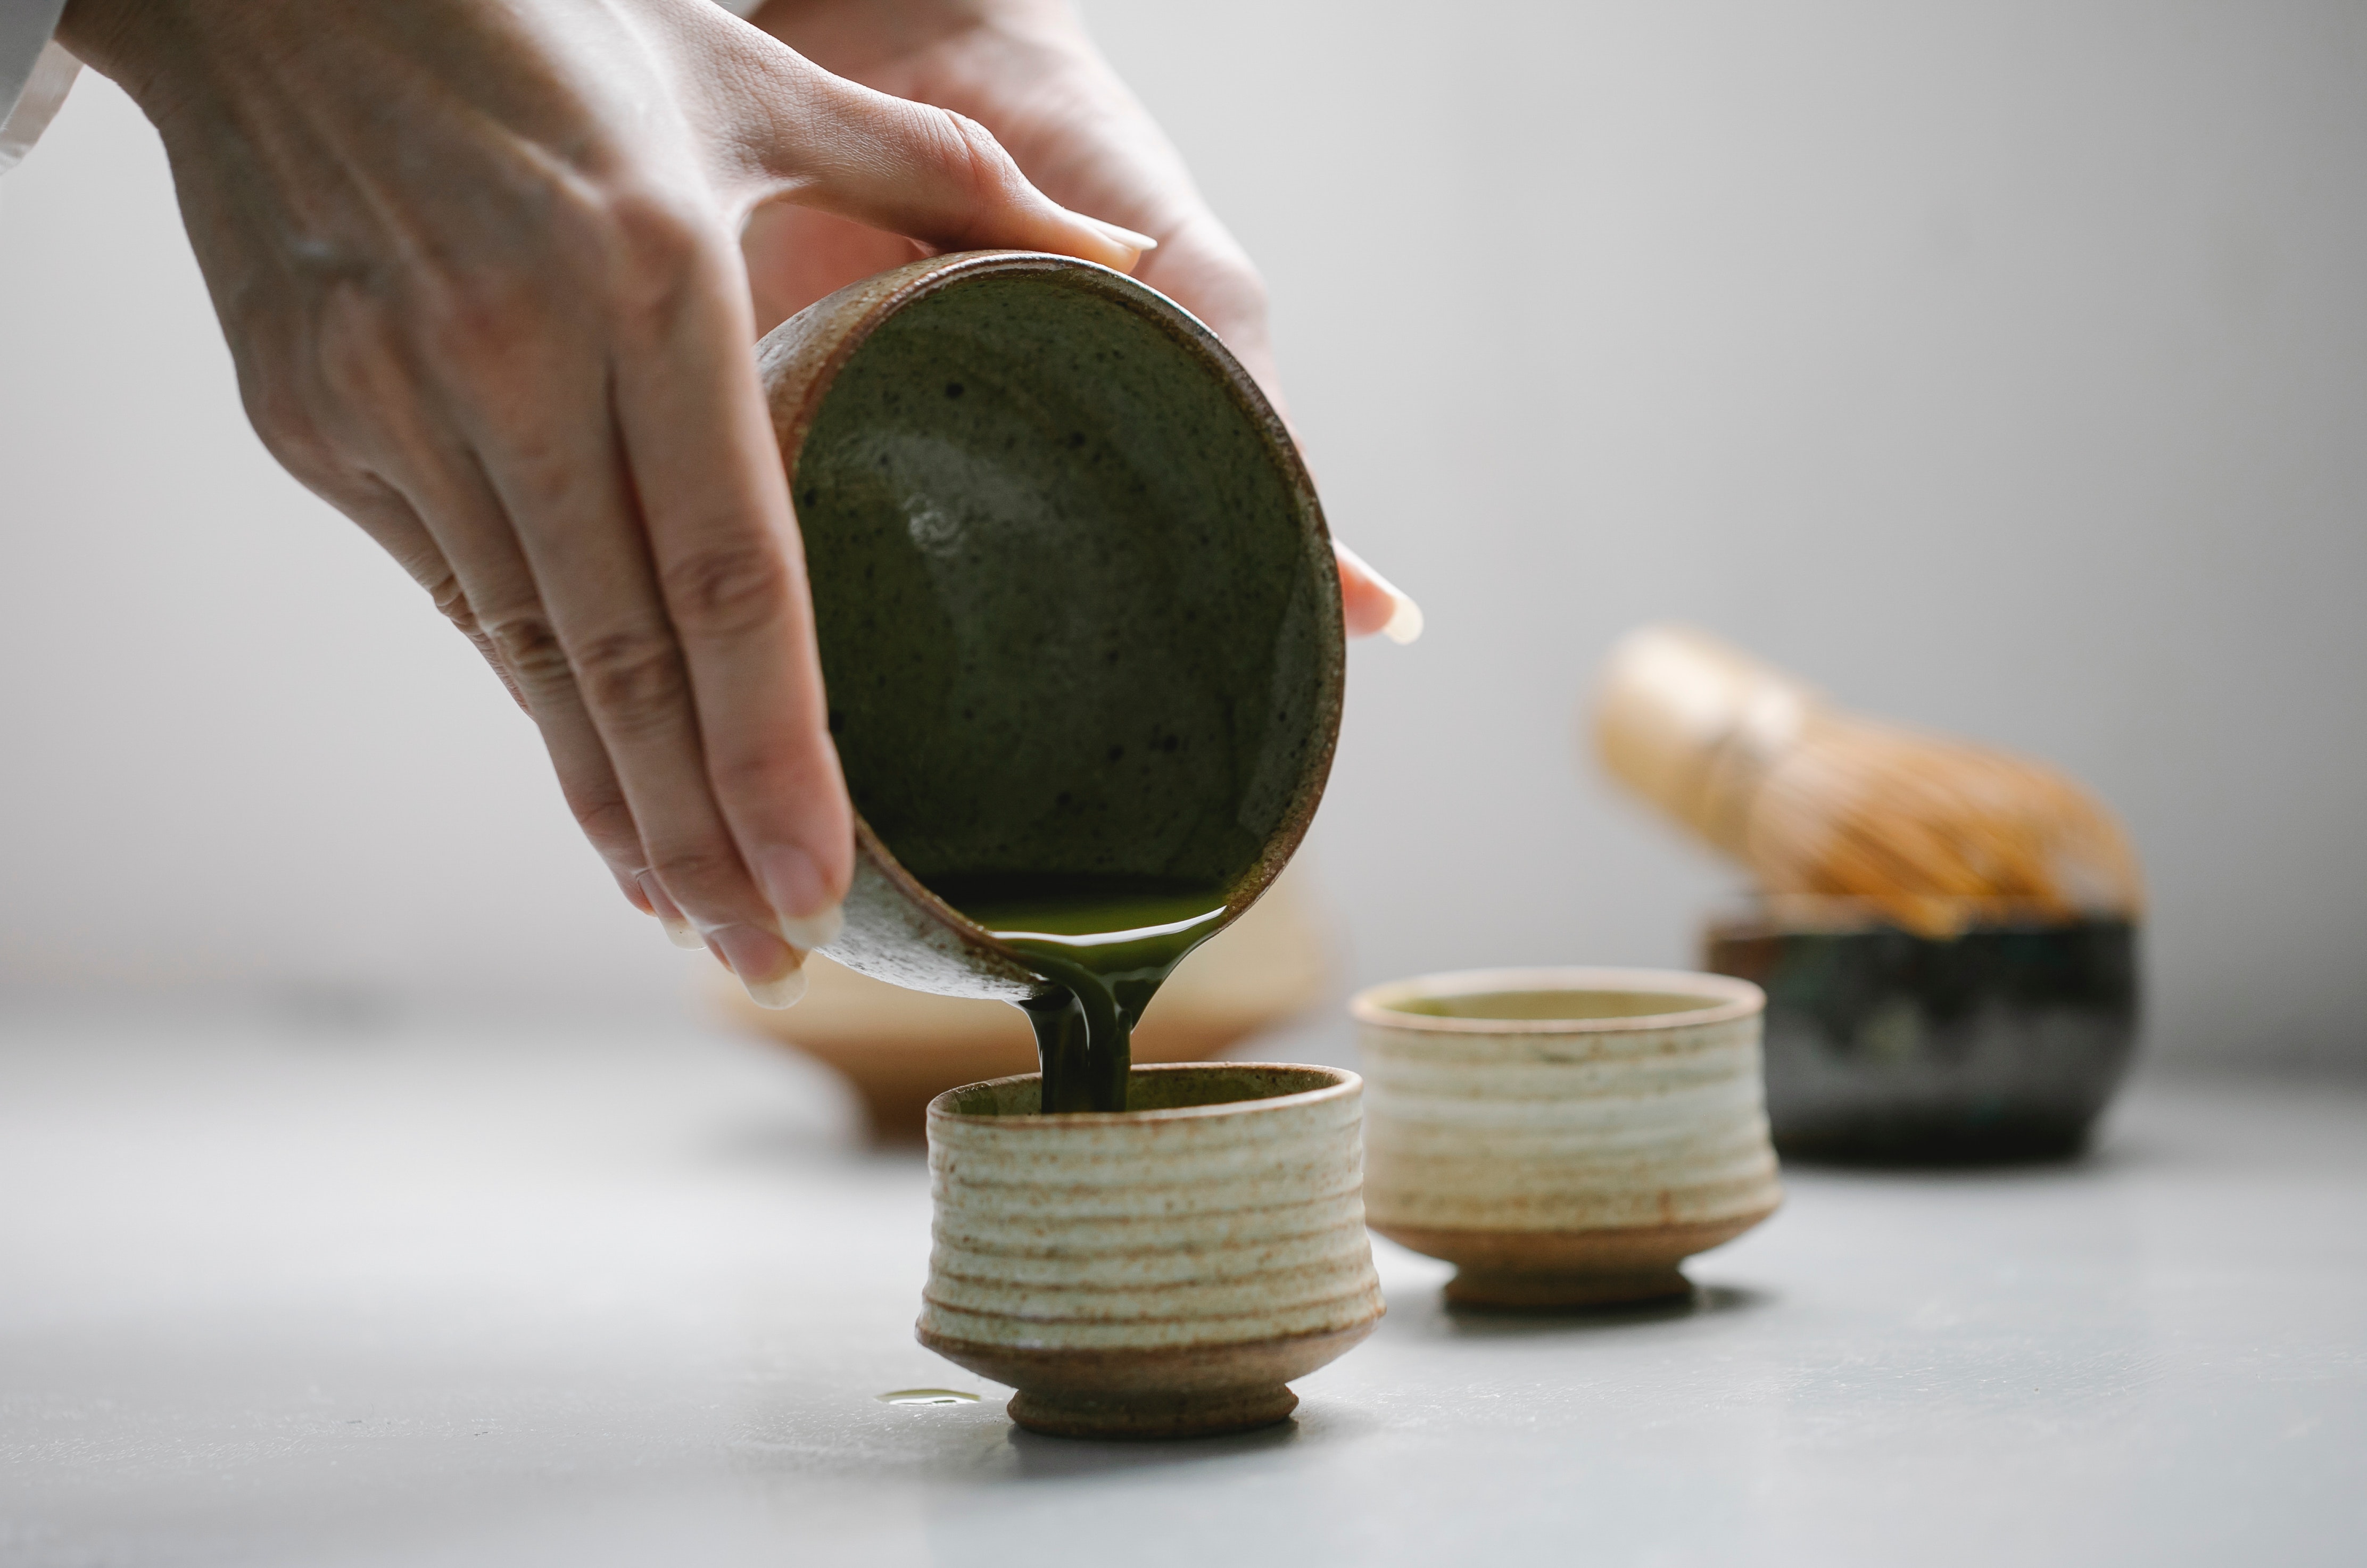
[925,1061,1360,1129]
[1348,966,1764,1034]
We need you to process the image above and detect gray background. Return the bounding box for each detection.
[2,0,2361,1069]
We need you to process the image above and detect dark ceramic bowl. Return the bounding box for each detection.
[758,252,1343,1002]
[1703,900,2140,1163]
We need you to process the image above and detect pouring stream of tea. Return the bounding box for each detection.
[927,876,1231,1111]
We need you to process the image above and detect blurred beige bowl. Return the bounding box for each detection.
[1352,967,1781,1308]
[917,1063,1384,1439]
[710,866,1330,1140]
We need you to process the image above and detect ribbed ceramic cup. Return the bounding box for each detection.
[1352,968,1781,1308]
[917,1064,1384,1438]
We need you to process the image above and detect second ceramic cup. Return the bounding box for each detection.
[1352,968,1781,1308]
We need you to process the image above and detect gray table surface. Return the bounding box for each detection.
[4,1006,2361,1567]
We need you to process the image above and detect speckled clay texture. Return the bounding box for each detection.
[1354,969,1783,1235]
[756,252,1343,1005]
[918,1065,1384,1354]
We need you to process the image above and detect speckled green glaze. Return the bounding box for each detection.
[757,253,1343,1003]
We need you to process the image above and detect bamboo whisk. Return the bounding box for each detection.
[1593,626,2143,936]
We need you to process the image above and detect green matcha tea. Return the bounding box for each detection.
[925,875,1231,1113]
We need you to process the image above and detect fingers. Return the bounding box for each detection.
[1334,541,1425,644]
[311,316,697,945]
[734,24,1402,651]
[712,44,1155,272]
[1106,217,1430,646]
[404,200,837,1009]
[605,211,856,957]
[365,470,712,951]
[1129,212,1282,396]
[396,482,711,952]
[143,0,867,1006]
[216,203,712,953]
[412,442,708,943]
[739,200,914,335]
[337,473,533,714]
[295,191,832,1010]
[454,396,812,1005]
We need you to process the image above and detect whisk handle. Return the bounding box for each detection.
[1592,625,1816,853]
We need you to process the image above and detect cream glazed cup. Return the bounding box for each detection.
[1353,968,1781,1308]
[917,1064,1385,1439]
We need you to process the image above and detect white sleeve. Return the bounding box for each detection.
[2,0,78,177]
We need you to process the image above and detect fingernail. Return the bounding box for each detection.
[743,966,809,1009]
[712,924,808,1010]
[780,905,843,951]
[639,873,706,949]
[616,872,655,916]
[753,844,845,952]
[1340,543,1426,645]
[1078,214,1158,254]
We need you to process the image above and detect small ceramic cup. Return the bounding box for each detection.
[917,1064,1384,1439]
[1352,968,1781,1308]
[760,251,1342,1005]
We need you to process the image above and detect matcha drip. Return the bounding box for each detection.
[927,876,1231,1113]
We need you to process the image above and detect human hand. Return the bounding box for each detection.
[59,0,1153,1005]
[746,0,1423,643]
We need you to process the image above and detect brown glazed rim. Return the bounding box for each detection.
[1348,966,1766,1035]
[769,250,1343,977]
[924,1061,1361,1130]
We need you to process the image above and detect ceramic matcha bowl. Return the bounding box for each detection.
[918,1063,1384,1439]
[758,251,1343,1002]
[1352,968,1782,1308]
[1703,898,2139,1163]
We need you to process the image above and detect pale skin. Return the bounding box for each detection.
[56,0,1420,1008]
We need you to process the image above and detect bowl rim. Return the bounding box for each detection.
[1706,894,2138,938]
[1348,966,1765,1034]
[766,248,1343,986]
[925,1060,1360,1129]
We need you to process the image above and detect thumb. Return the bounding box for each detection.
[718,49,1154,272]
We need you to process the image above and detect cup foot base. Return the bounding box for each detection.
[1369,1208,1778,1310]
[918,1317,1378,1442]
[1007,1383,1297,1440]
